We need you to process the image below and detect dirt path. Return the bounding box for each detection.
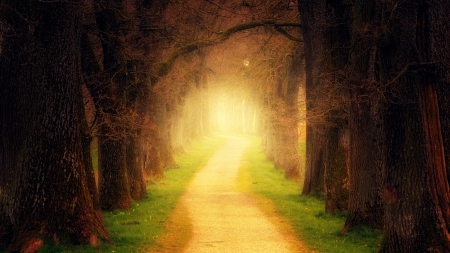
[181,136,304,253]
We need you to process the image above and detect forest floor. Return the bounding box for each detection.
[152,136,309,253]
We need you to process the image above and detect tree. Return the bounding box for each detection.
[321,0,352,214]
[343,0,384,232]
[0,1,109,251]
[298,0,327,197]
[264,44,303,179]
[92,0,134,210]
[378,0,450,251]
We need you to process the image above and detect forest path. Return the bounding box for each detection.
[181,136,305,253]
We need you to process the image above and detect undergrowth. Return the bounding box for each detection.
[239,135,381,253]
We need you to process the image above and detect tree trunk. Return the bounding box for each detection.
[94,0,133,210]
[378,1,450,251]
[126,134,147,200]
[81,100,102,211]
[324,125,349,214]
[143,92,165,177]
[344,90,384,231]
[155,96,176,169]
[81,30,133,209]
[98,135,132,210]
[298,0,327,196]
[343,0,383,232]
[302,128,326,196]
[423,0,450,214]
[200,72,212,135]
[262,90,276,162]
[0,2,109,250]
[321,0,352,212]
[272,45,303,179]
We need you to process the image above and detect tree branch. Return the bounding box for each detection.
[274,25,303,42]
[153,19,302,84]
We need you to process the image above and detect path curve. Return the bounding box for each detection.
[181,136,301,253]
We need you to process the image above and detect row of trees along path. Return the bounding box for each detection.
[1,0,450,252]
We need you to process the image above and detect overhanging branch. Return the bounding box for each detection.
[274,25,303,42]
[153,19,302,83]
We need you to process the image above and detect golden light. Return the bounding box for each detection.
[210,86,259,134]
[243,58,250,67]
[216,94,229,132]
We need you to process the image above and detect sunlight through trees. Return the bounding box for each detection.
[1,0,449,252]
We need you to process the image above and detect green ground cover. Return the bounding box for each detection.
[239,136,382,253]
[40,135,225,253]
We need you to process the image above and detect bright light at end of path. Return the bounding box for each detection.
[216,97,229,132]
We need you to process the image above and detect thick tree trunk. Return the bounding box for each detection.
[378,1,450,252]
[431,2,450,193]
[344,90,384,231]
[324,125,349,214]
[284,54,303,179]
[81,34,134,209]
[298,0,327,196]
[98,135,132,210]
[126,134,147,200]
[94,0,134,210]
[143,92,165,177]
[302,128,326,196]
[127,65,150,199]
[321,0,352,212]
[0,2,109,250]
[343,0,384,232]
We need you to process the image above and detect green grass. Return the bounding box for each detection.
[239,136,381,253]
[40,135,226,253]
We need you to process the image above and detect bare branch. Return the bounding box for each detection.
[153,19,302,83]
[274,25,303,42]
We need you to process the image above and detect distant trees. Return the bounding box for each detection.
[260,42,304,179]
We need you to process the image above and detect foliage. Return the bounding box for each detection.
[239,136,381,253]
[36,136,225,253]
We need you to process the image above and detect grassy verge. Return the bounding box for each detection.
[238,136,381,253]
[41,135,225,253]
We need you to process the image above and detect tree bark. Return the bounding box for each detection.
[324,125,349,214]
[156,96,176,169]
[302,127,326,196]
[344,89,384,231]
[81,97,102,211]
[143,92,165,177]
[343,0,384,232]
[322,0,352,213]
[298,0,327,196]
[0,1,109,250]
[94,0,133,210]
[378,1,450,251]
[126,134,147,200]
